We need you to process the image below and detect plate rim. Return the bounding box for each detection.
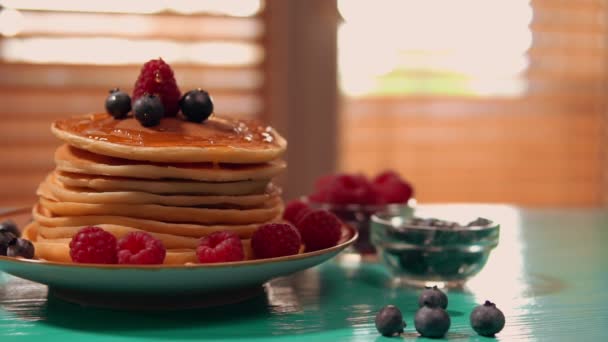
[0,207,358,270]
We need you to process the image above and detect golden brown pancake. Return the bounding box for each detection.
[54,144,286,182]
[39,173,280,207]
[32,203,277,238]
[38,196,283,225]
[55,171,270,195]
[52,113,287,163]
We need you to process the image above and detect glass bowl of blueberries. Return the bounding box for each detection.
[371,213,499,287]
[304,171,415,255]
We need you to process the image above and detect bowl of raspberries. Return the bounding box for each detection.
[295,171,415,254]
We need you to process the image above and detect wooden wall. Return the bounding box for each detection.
[339,97,603,207]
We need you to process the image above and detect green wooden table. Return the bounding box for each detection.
[1,205,607,341]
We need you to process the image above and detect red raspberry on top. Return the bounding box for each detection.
[197,231,244,263]
[372,170,413,204]
[117,231,166,265]
[251,223,301,259]
[69,226,118,264]
[133,58,181,117]
[283,200,310,224]
[297,209,342,251]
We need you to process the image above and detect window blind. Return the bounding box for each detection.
[338,0,607,207]
[0,1,265,206]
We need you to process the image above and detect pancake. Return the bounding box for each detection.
[52,114,287,163]
[39,196,282,225]
[55,144,286,182]
[55,171,269,195]
[33,203,276,238]
[36,224,200,249]
[39,173,280,207]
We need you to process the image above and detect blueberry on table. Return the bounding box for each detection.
[7,238,34,259]
[470,300,505,336]
[134,94,164,127]
[418,285,448,309]
[0,220,20,237]
[414,306,451,338]
[180,89,214,123]
[375,305,406,337]
[105,88,132,119]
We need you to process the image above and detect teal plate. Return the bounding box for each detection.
[0,209,357,309]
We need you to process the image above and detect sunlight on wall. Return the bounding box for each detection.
[338,0,533,97]
[0,37,262,66]
[0,0,262,16]
[0,0,263,66]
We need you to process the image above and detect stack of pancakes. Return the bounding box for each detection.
[26,113,287,264]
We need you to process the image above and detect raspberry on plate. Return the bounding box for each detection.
[283,200,310,224]
[69,226,118,264]
[132,58,181,117]
[117,231,166,265]
[251,223,301,259]
[373,170,413,204]
[294,207,314,226]
[197,231,244,263]
[297,209,342,251]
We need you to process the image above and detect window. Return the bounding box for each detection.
[338,0,607,206]
[0,0,265,206]
[338,0,532,97]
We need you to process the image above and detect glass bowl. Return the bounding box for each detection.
[370,213,500,287]
[303,198,416,254]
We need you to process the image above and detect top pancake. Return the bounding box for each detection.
[52,113,287,163]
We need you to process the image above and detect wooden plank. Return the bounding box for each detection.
[531,0,606,11]
[338,103,604,207]
[0,63,264,91]
[341,97,600,116]
[264,0,339,200]
[0,88,262,117]
[14,11,263,42]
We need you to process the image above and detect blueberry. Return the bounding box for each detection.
[105,88,132,119]
[7,238,34,259]
[0,220,20,237]
[414,306,451,338]
[375,305,406,337]
[418,285,448,309]
[180,89,214,123]
[467,217,492,227]
[470,300,505,336]
[0,231,17,256]
[134,94,164,127]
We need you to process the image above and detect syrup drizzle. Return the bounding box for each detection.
[54,113,278,149]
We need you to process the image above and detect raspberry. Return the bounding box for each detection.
[326,174,380,205]
[294,207,313,226]
[283,200,310,224]
[117,231,166,265]
[373,170,413,204]
[251,223,301,259]
[132,58,181,117]
[308,174,338,202]
[69,226,117,264]
[296,210,342,251]
[197,231,244,263]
